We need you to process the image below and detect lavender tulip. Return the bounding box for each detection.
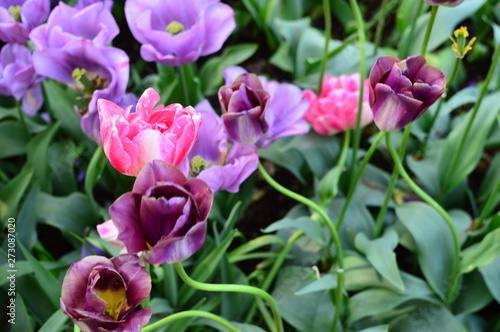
[0,0,50,43]
[222,66,310,149]
[424,0,464,6]
[368,55,446,132]
[125,0,235,66]
[109,160,213,264]
[185,99,258,193]
[0,43,43,116]
[76,0,113,11]
[60,255,152,332]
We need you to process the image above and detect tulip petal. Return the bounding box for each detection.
[184,178,213,221]
[111,255,151,308]
[133,160,187,194]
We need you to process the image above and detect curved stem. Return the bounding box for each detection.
[442,44,500,191]
[385,133,461,304]
[244,230,304,324]
[317,0,332,95]
[374,125,412,238]
[174,262,284,332]
[141,310,239,332]
[421,6,439,55]
[347,0,367,186]
[257,162,344,332]
[373,0,389,55]
[336,131,385,229]
[476,178,500,227]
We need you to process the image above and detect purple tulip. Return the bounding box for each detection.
[184,99,258,193]
[60,255,152,332]
[222,66,310,149]
[424,0,464,6]
[125,0,235,67]
[0,0,50,43]
[368,55,446,132]
[0,43,43,116]
[109,160,213,264]
[76,0,113,11]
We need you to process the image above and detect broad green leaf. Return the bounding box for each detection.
[199,43,258,95]
[295,274,337,295]
[453,270,493,315]
[38,310,69,332]
[396,202,454,300]
[479,257,500,303]
[358,326,389,332]
[228,235,284,260]
[461,228,500,273]
[354,230,404,291]
[353,164,395,208]
[0,120,30,158]
[478,153,500,208]
[84,146,107,218]
[11,294,33,332]
[0,168,33,223]
[263,216,326,245]
[48,140,79,196]
[17,186,39,250]
[0,261,33,287]
[318,165,343,206]
[270,41,294,73]
[274,17,311,58]
[26,120,61,192]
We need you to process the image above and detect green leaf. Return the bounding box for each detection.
[199,43,258,95]
[354,230,405,291]
[396,202,454,300]
[84,146,107,218]
[0,168,33,223]
[26,119,61,192]
[263,216,326,245]
[453,270,493,315]
[318,165,343,206]
[461,228,500,273]
[270,41,294,73]
[11,294,33,332]
[0,261,33,287]
[48,140,79,196]
[38,310,69,332]
[295,274,337,295]
[259,137,309,183]
[478,257,500,303]
[358,326,389,332]
[0,120,30,158]
[478,153,500,207]
[17,186,39,250]
[228,235,284,261]
[18,242,60,308]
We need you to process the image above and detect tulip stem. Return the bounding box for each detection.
[257,162,344,332]
[173,262,284,332]
[140,310,240,332]
[374,125,412,238]
[421,6,439,55]
[373,0,389,55]
[442,44,500,192]
[336,131,385,230]
[385,133,461,304]
[177,65,191,106]
[317,0,332,95]
[244,230,304,324]
[347,0,367,188]
[476,177,500,227]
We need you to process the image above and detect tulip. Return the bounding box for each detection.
[109,160,213,264]
[423,0,464,6]
[76,0,114,11]
[60,255,152,332]
[222,66,310,149]
[218,73,270,145]
[98,88,201,176]
[303,73,373,135]
[185,99,258,193]
[0,0,50,43]
[368,55,446,132]
[0,43,43,116]
[125,0,235,67]
[97,220,126,250]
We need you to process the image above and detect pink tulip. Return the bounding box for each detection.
[98,88,201,176]
[303,74,372,135]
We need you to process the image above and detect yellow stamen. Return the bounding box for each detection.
[166,21,185,35]
[93,276,129,320]
[449,26,476,59]
[8,6,22,23]
[190,156,207,176]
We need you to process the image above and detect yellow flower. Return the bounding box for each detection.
[449,26,476,59]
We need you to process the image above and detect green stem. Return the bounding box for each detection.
[476,178,500,226]
[16,100,28,133]
[244,230,304,324]
[336,131,385,229]
[174,262,284,332]
[140,310,239,332]
[421,6,439,55]
[177,65,191,106]
[385,133,460,304]
[400,0,424,58]
[257,162,344,332]
[374,125,412,238]
[373,0,389,55]
[317,0,332,94]
[442,44,500,191]
[163,263,178,307]
[347,0,367,187]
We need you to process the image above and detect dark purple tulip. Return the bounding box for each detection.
[222,66,310,149]
[185,99,258,193]
[109,160,213,264]
[424,0,464,6]
[368,55,446,132]
[0,0,50,43]
[0,43,43,116]
[125,0,235,66]
[219,73,270,145]
[60,255,152,332]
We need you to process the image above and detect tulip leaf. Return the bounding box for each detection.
[478,257,500,303]
[396,202,454,300]
[478,153,500,207]
[11,294,32,332]
[199,43,258,95]
[17,186,39,250]
[294,274,337,295]
[263,216,326,245]
[84,146,108,218]
[228,235,284,260]
[38,309,69,332]
[0,261,33,287]
[0,167,33,224]
[452,270,493,315]
[461,228,500,273]
[358,326,389,332]
[0,120,30,159]
[270,41,294,73]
